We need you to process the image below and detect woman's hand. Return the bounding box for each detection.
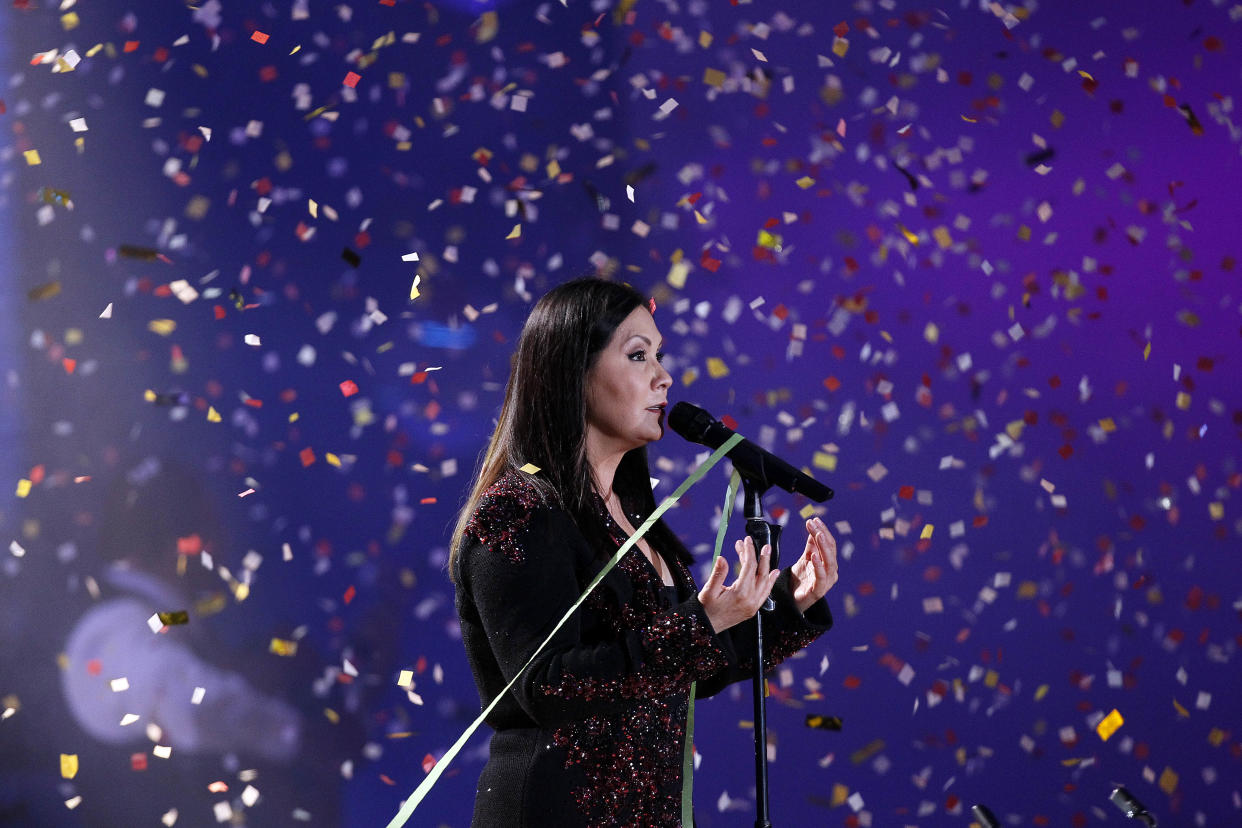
[788,517,839,613]
[698,536,780,633]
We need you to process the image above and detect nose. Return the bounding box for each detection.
[654,360,672,390]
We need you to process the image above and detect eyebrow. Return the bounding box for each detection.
[623,333,664,349]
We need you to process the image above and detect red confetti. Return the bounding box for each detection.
[251,31,270,45]
[343,71,361,88]
[421,753,437,773]
[177,534,203,555]
[300,447,316,467]
[339,379,359,397]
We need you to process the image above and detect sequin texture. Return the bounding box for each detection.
[543,505,725,827]
[463,470,544,564]
[455,475,833,827]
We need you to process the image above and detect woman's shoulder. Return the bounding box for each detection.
[462,469,558,564]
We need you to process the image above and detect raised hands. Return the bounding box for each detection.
[788,516,838,613]
[697,536,779,633]
[698,518,840,632]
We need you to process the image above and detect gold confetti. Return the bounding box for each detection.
[666,260,689,289]
[518,463,541,474]
[1158,766,1178,795]
[60,754,79,779]
[269,638,298,657]
[1095,709,1123,741]
[812,451,837,472]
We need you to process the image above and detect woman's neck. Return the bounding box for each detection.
[586,442,625,504]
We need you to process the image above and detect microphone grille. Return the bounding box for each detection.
[667,402,711,441]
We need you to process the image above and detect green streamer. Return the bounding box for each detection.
[680,470,741,827]
[387,433,745,828]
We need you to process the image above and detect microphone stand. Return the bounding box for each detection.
[741,474,780,828]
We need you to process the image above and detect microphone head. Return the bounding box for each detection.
[970,804,1000,828]
[667,401,716,443]
[1110,786,1140,814]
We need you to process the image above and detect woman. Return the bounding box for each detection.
[450,278,839,827]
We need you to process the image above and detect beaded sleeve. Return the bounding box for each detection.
[694,569,834,698]
[458,472,730,727]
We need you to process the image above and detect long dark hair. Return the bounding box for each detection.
[449,277,683,581]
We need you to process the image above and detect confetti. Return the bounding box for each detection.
[805,714,843,731]
[4,4,1240,826]
[1096,708,1124,741]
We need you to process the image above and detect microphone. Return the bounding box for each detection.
[970,804,1000,828]
[667,402,833,502]
[1110,787,1158,826]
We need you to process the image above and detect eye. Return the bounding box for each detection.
[655,351,666,363]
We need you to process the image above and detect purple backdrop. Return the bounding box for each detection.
[2,1,1240,826]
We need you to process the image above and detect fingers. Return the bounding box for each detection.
[703,536,786,631]
[755,539,773,580]
[705,554,728,592]
[735,536,757,583]
[726,537,776,604]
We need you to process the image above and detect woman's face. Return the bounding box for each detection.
[584,305,673,461]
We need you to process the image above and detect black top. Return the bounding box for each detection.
[453,469,833,828]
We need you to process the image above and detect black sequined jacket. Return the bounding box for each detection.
[453,470,833,828]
